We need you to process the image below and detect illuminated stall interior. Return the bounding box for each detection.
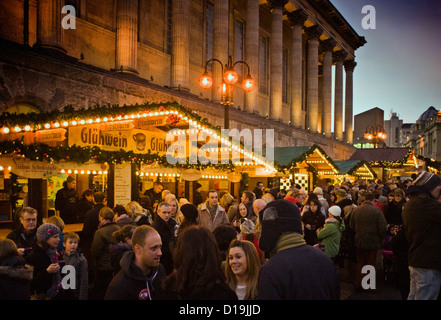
[0,101,277,224]
[349,147,421,181]
[333,160,376,183]
[274,145,339,192]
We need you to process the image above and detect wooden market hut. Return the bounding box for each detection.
[349,147,421,181]
[333,160,376,182]
[273,145,339,192]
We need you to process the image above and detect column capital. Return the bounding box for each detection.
[287,9,308,27]
[333,50,347,63]
[344,59,357,72]
[267,0,289,11]
[305,25,323,41]
[320,38,336,52]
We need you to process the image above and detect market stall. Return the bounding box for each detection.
[349,147,421,181]
[333,160,376,182]
[0,101,277,224]
[273,145,339,192]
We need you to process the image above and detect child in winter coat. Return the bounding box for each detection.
[61,232,88,300]
[316,206,345,261]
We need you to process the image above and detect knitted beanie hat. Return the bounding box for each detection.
[258,199,302,254]
[180,203,198,220]
[37,223,61,242]
[414,171,441,193]
[328,205,342,217]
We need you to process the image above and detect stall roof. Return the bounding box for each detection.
[349,148,413,163]
[334,160,376,179]
[274,145,339,175]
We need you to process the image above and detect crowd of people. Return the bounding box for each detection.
[1,172,440,300]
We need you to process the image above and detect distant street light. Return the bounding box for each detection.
[199,55,255,129]
[364,125,387,148]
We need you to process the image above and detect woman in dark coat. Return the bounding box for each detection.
[0,238,33,300]
[26,223,65,300]
[301,198,325,246]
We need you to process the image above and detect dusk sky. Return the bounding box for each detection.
[330,0,441,124]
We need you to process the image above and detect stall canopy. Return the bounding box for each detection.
[333,160,376,180]
[0,101,277,181]
[274,145,339,175]
[349,147,420,179]
[273,145,339,191]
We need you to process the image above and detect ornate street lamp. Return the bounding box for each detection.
[198,55,256,129]
[364,125,387,148]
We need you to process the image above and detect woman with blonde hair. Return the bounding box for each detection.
[220,193,238,222]
[125,201,153,226]
[225,239,261,300]
[165,193,182,225]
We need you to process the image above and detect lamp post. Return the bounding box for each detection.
[364,125,387,148]
[199,55,256,129]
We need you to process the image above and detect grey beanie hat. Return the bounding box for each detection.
[37,223,61,242]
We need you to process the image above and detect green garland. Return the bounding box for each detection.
[0,139,236,170]
[274,144,340,172]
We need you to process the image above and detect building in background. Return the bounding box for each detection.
[384,111,403,147]
[353,107,385,148]
[0,0,366,160]
[404,106,441,161]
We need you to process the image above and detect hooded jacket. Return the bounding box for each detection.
[104,250,165,300]
[317,218,346,258]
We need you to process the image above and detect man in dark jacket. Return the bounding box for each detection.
[350,192,387,291]
[152,202,176,275]
[144,182,164,211]
[257,199,339,300]
[403,171,441,300]
[105,225,165,300]
[55,175,79,224]
[82,192,107,241]
[7,207,38,253]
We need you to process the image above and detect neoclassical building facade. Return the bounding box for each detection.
[0,0,365,159]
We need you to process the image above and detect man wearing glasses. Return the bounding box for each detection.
[6,207,39,255]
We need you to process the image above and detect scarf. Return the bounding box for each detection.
[275,232,306,253]
[47,249,62,298]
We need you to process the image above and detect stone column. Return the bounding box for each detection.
[333,50,347,140]
[244,0,260,112]
[171,0,190,90]
[212,0,229,102]
[36,0,66,53]
[288,9,308,128]
[268,0,288,121]
[115,0,138,74]
[321,39,336,138]
[344,59,357,144]
[305,25,323,132]
[318,65,323,134]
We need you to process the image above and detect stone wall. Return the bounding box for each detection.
[0,40,355,160]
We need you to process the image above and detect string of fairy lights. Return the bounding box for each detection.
[0,102,278,178]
